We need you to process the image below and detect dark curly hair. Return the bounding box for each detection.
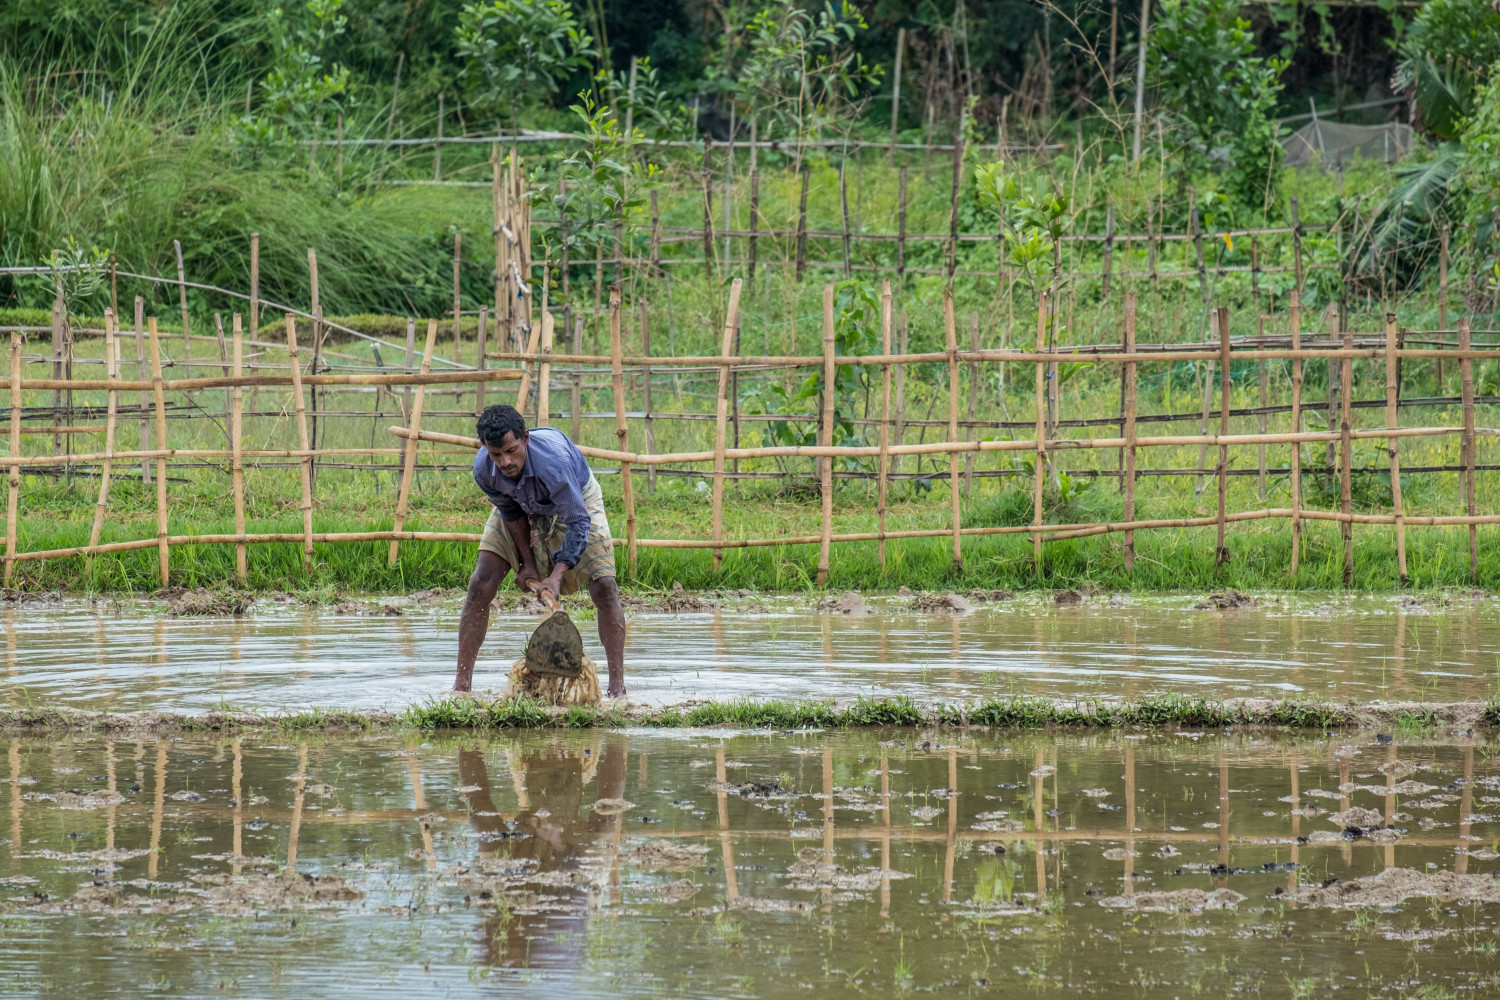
[476,404,527,448]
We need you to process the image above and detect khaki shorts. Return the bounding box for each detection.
[479,473,615,595]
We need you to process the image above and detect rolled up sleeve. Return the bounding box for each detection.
[547,475,592,568]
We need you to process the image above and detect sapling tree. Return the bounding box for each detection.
[456,0,595,128]
[238,0,352,150]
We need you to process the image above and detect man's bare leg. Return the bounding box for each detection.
[588,576,627,698]
[454,550,510,691]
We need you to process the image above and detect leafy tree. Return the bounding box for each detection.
[456,0,595,126]
[1148,0,1285,209]
[239,0,351,148]
[607,57,694,141]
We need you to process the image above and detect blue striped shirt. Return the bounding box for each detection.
[472,427,593,568]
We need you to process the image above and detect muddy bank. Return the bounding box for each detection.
[0,697,1490,734]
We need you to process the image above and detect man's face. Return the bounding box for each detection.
[487,430,528,478]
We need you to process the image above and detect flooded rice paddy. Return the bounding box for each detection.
[6,590,1500,713]
[4,727,1500,997]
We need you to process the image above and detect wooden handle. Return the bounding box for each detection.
[526,579,560,611]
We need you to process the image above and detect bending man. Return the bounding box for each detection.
[453,404,626,697]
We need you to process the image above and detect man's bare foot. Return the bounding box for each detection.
[607,685,626,699]
[453,681,472,693]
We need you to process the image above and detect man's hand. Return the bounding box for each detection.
[514,562,541,594]
[538,563,567,602]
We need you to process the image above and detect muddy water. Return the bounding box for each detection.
[7,592,1500,711]
[4,728,1500,997]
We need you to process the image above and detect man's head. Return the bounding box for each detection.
[477,404,529,478]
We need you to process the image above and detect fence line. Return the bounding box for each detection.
[2,282,1493,586]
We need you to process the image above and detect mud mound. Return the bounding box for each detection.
[410,588,460,607]
[640,878,699,903]
[1099,888,1245,913]
[625,840,710,872]
[1194,591,1257,610]
[55,790,126,810]
[334,600,403,617]
[967,589,1013,604]
[168,588,253,617]
[1284,868,1500,908]
[707,779,792,799]
[787,847,910,891]
[819,591,877,616]
[38,873,363,915]
[910,592,973,613]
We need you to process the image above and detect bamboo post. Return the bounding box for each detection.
[840,162,852,279]
[964,313,978,495]
[1289,196,1304,297]
[1032,293,1048,571]
[1215,307,1231,569]
[248,233,260,346]
[609,290,635,577]
[452,231,462,353]
[1437,224,1449,389]
[173,240,191,363]
[513,312,544,419]
[571,316,583,443]
[1101,205,1115,303]
[1326,307,1339,492]
[650,189,662,277]
[897,167,908,278]
[1122,293,1137,572]
[816,285,836,585]
[795,167,810,283]
[641,301,656,494]
[50,299,62,460]
[146,319,169,588]
[946,291,962,570]
[946,138,963,282]
[538,309,553,428]
[712,279,744,573]
[1189,197,1208,310]
[474,307,489,416]
[877,280,893,568]
[748,170,760,283]
[1289,291,1303,578]
[402,318,415,422]
[284,317,315,575]
[1253,236,1267,499]
[232,315,246,581]
[1461,318,1477,578]
[86,310,120,575]
[1385,312,1407,585]
[1340,320,1354,586]
[888,27,905,160]
[388,320,439,566]
[4,333,20,587]
[701,141,716,278]
[894,314,907,476]
[213,313,230,379]
[134,298,150,483]
[307,248,322,493]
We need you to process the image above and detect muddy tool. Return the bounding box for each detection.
[524,584,584,678]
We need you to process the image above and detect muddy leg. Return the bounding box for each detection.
[454,550,509,691]
[589,575,627,698]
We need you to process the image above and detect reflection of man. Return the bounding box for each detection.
[459,736,627,969]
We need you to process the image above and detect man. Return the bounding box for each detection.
[453,404,626,697]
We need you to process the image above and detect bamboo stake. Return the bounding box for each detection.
[894,314,907,477]
[571,317,583,442]
[1290,196,1304,297]
[641,301,656,494]
[147,319,169,587]
[946,138,963,282]
[4,332,20,587]
[133,298,150,484]
[897,168,908,277]
[1216,307,1231,569]
[452,231,462,351]
[232,314,246,581]
[284,316,315,574]
[795,167,809,283]
[946,290,962,570]
[1122,293,1137,572]
[1290,291,1303,578]
[877,279,893,568]
[538,309,553,428]
[748,170,760,283]
[609,290,635,577]
[474,307,489,416]
[388,320,439,566]
[840,162,852,279]
[1437,224,1449,389]
[964,313,978,495]
[307,248,322,493]
[86,309,119,575]
[1033,293,1048,570]
[817,284,836,585]
[1385,312,1407,585]
[889,27,905,160]
[1101,205,1115,302]
[1461,318,1477,578]
[173,240,191,362]
[712,279,744,573]
[1341,319,1354,586]
[513,312,544,418]
[1326,307,1339,492]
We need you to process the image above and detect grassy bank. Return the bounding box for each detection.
[3,694,1490,734]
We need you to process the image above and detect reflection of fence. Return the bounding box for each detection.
[7,735,1484,907]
